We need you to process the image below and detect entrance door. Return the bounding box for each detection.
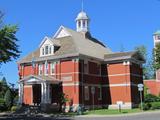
[33,84,41,105]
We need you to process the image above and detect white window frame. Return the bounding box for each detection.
[84,86,89,101]
[38,64,43,75]
[50,62,56,75]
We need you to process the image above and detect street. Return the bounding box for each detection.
[76,112,160,120]
[0,111,160,120]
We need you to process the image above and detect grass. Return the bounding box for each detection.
[82,108,142,115]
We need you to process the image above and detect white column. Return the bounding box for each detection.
[18,84,21,104]
[19,83,23,104]
[41,83,44,103]
[81,20,83,30]
[44,83,47,103]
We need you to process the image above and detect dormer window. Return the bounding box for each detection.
[40,37,61,57]
[45,46,49,55]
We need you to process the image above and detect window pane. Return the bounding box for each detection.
[45,46,48,55]
[42,48,44,55]
[50,63,55,74]
[39,64,43,75]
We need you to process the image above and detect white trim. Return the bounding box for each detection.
[108,102,132,109]
[62,82,79,86]
[108,73,130,77]
[24,85,32,88]
[108,73,142,77]
[109,83,130,87]
[62,82,137,87]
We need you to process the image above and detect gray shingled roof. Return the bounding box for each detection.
[18,26,112,64]
[104,51,145,62]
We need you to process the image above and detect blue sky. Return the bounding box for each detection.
[0,0,160,87]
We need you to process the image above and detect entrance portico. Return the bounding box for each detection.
[18,75,62,105]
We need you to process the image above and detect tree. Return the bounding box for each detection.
[153,43,160,70]
[4,89,13,109]
[135,45,155,79]
[0,11,20,64]
[0,77,9,98]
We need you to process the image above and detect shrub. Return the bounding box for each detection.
[4,89,13,110]
[144,94,160,103]
[11,106,17,112]
[0,98,7,111]
[0,98,5,105]
[142,103,152,110]
[150,102,160,110]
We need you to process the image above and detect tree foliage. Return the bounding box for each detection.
[0,77,9,98]
[0,11,20,64]
[135,45,155,79]
[4,89,13,109]
[153,43,160,70]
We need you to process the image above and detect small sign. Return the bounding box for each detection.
[91,86,95,94]
[138,84,144,88]
[138,87,143,91]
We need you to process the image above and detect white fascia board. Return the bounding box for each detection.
[53,25,71,39]
[39,36,53,48]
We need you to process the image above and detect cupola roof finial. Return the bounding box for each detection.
[81,0,84,12]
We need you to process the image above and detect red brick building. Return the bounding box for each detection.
[17,11,144,111]
[144,31,160,96]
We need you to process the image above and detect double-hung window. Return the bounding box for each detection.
[38,64,43,75]
[50,62,55,75]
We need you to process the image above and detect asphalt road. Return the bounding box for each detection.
[75,111,160,120]
[0,111,160,120]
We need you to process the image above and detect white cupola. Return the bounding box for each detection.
[76,11,90,32]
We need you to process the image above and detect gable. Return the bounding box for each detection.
[53,26,71,39]
[39,36,53,48]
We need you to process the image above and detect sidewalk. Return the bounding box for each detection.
[76,110,160,118]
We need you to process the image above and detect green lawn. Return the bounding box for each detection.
[83,109,142,115]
